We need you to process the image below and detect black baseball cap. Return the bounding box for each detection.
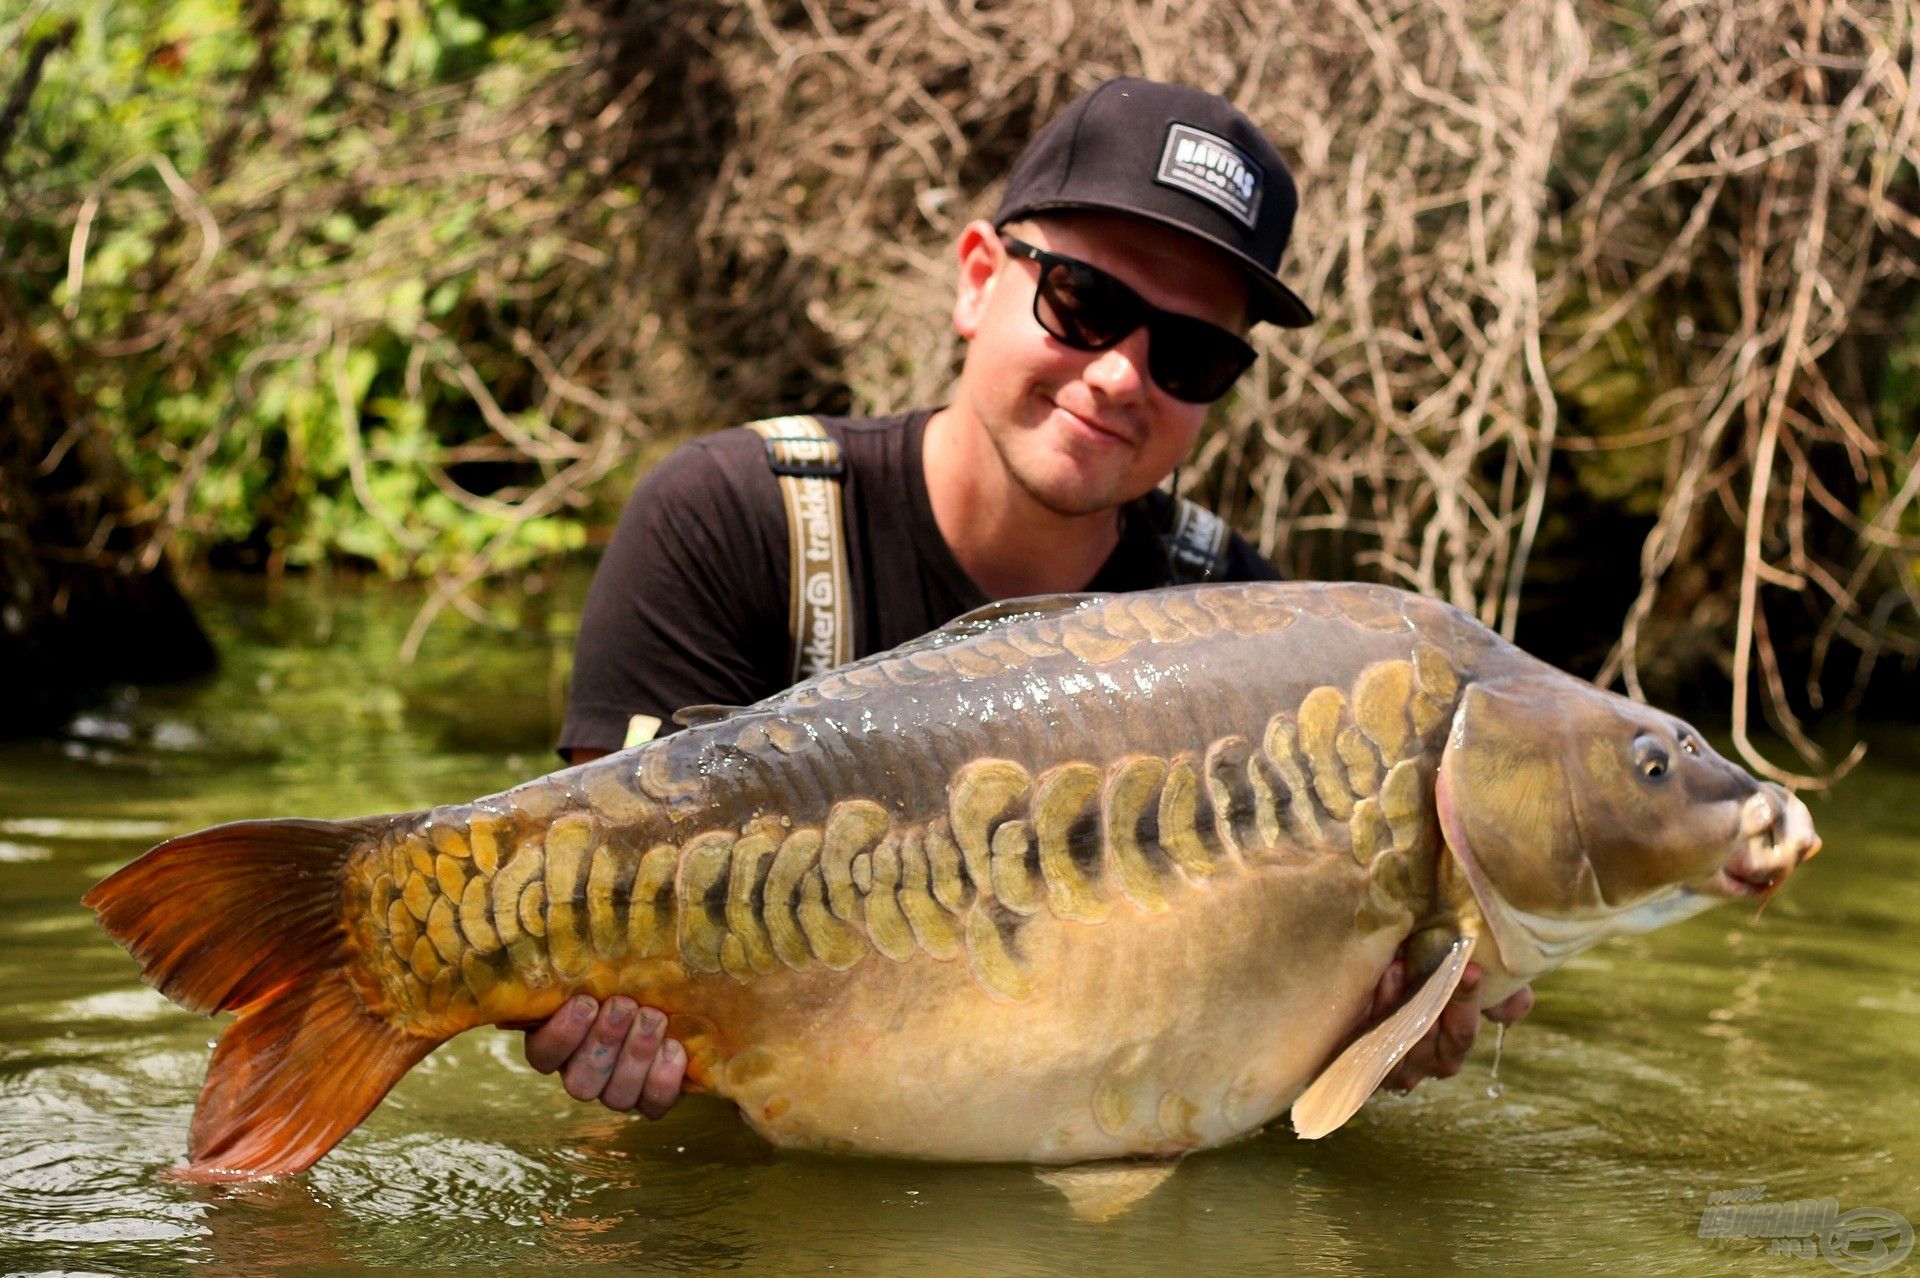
[994,77,1314,328]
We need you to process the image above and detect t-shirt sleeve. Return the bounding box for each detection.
[556,438,790,757]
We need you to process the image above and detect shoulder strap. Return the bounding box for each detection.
[1162,496,1230,583]
[747,416,853,683]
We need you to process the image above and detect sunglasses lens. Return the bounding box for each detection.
[1148,316,1257,403]
[1033,260,1139,350]
[1013,238,1255,404]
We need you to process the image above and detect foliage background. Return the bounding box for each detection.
[4,0,1918,776]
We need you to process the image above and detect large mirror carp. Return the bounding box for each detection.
[86,582,1820,1183]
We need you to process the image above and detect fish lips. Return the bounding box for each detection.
[1702,786,1821,905]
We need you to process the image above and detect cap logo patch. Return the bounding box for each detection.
[1155,123,1263,228]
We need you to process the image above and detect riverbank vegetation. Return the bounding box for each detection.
[4,0,1917,775]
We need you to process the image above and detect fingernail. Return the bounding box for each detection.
[568,995,596,1019]
[639,1008,666,1036]
[605,1000,634,1027]
[664,1039,685,1065]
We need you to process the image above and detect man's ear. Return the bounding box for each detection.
[951,220,1002,341]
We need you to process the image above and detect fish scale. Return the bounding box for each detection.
[354,588,1469,1025]
[86,580,1821,1181]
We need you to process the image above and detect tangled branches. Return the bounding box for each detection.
[1171,0,1919,783]
[9,0,1918,775]
[1231,0,1920,784]
[576,0,1917,780]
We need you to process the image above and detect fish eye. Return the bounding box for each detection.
[1633,734,1671,782]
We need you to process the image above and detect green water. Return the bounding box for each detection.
[3,577,1916,1276]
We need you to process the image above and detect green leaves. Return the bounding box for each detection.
[10,0,609,589]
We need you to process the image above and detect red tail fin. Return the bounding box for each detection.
[84,816,442,1180]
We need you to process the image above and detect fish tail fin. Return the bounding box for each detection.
[83,816,441,1181]
[179,963,437,1181]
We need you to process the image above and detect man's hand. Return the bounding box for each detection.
[1366,960,1534,1095]
[523,995,686,1118]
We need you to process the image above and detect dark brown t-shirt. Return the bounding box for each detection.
[557,409,1279,754]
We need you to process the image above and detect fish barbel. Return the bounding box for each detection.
[84,582,1821,1181]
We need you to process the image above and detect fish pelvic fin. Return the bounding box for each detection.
[83,816,442,1180]
[1289,935,1473,1140]
[1036,1159,1182,1222]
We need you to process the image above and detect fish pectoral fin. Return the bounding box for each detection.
[1289,935,1474,1140]
[1035,1159,1182,1223]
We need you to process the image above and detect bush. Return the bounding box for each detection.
[5,0,1917,775]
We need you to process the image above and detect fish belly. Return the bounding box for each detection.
[691,855,1403,1162]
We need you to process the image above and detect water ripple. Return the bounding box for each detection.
[4,584,1916,1277]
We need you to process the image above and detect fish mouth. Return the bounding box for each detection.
[1703,787,1821,903]
[1710,866,1780,899]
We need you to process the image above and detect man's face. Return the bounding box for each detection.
[950,211,1254,519]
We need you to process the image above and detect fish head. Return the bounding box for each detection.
[1434,674,1821,980]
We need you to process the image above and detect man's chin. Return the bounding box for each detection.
[1009,466,1139,520]
[986,422,1147,518]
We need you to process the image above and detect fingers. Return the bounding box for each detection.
[524,994,598,1074]
[1369,960,1407,1023]
[1485,984,1535,1025]
[523,996,687,1118]
[1430,965,1483,1077]
[598,1005,662,1112]
[560,990,633,1097]
[560,997,640,1102]
[638,1037,687,1120]
[1368,963,1538,1100]
[1378,963,1483,1095]
[600,1006,682,1115]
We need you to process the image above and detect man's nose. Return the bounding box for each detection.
[1081,328,1152,401]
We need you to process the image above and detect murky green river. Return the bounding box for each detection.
[3,576,1915,1276]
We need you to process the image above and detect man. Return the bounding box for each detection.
[523,78,1532,1123]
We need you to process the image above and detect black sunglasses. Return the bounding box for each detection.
[1000,235,1257,404]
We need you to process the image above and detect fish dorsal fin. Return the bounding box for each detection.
[735,592,1114,718]
[1290,936,1474,1140]
[671,703,748,728]
[781,592,1110,695]
[944,592,1106,632]
[1035,1159,1181,1222]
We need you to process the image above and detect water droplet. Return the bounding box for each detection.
[1486,1021,1508,1099]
